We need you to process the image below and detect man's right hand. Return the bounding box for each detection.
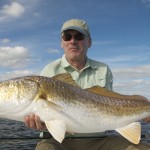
[24,114,46,130]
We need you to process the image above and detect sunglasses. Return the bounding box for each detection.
[62,33,85,41]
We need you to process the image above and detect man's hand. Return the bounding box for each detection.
[24,114,46,130]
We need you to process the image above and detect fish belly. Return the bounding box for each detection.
[59,105,149,134]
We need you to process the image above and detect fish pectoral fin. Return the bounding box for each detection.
[46,100,62,111]
[37,98,62,112]
[116,122,141,144]
[45,120,66,143]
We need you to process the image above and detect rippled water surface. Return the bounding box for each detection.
[0,119,40,150]
[0,119,150,150]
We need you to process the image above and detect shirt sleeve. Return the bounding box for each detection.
[40,65,52,77]
[40,58,66,77]
[105,66,113,91]
[40,63,58,77]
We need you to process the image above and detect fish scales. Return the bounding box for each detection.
[36,76,149,117]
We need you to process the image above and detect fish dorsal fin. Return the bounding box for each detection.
[52,73,80,88]
[116,122,141,144]
[45,120,66,143]
[86,86,149,101]
[86,86,123,98]
[129,95,149,102]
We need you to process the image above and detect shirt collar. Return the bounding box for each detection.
[60,54,98,70]
[60,55,70,68]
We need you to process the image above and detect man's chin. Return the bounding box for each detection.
[69,55,80,61]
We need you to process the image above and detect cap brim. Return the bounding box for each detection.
[61,26,87,35]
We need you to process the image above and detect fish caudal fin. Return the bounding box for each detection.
[45,120,66,143]
[116,122,141,144]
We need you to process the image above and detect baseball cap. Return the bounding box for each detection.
[61,19,90,36]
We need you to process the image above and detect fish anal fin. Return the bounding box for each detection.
[116,122,141,144]
[45,120,66,143]
[52,73,80,88]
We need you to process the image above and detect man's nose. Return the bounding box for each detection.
[69,37,77,43]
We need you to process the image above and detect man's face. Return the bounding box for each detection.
[61,30,91,61]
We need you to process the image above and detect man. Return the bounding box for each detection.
[25,19,150,150]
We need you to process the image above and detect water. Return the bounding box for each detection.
[0,119,40,150]
[0,119,150,150]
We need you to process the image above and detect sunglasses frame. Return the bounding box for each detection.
[62,33,85,41]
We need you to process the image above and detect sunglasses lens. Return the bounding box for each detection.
[75,33,84,41]
[62,34,72,41]
[62,33,84,41]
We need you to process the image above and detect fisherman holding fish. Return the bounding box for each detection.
[24,19,150,150]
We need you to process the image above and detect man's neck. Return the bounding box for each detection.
[67,57,87,71]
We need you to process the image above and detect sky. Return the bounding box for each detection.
[0,0,150,99]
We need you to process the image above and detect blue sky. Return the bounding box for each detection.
[0,0,150,99]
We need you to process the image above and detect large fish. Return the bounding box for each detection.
[0,74,149,144]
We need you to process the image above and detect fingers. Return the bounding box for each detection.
[24,114,36,129]
[35,115,46,130]
[24,114,46,130]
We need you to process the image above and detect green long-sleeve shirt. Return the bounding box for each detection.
[40,55,113,91]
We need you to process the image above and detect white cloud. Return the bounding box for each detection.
[0,70,35,82]
[102,55,137,63]
[0,38,10,44]
[47,49,61,54]
[112,65,150,99]
[141,0,150,3]
[94,45,150,65]
[96,53,149,68]
[1,2,25,18]
[112,65,150,79]
[0,46,32,68]
[114,79,150,100]
[33,12,41,17]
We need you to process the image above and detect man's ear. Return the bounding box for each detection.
[61,40,63,48]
